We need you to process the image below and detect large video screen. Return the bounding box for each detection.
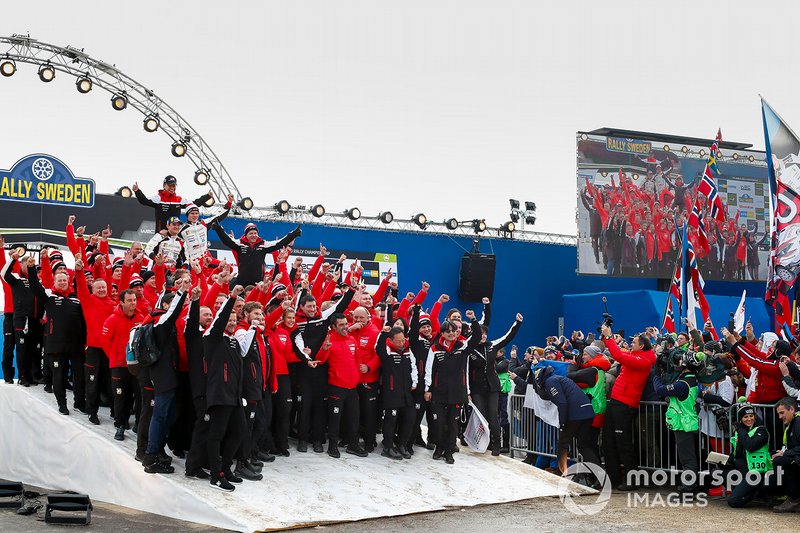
[576,131,770,281]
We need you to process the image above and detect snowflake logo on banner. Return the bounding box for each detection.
[31,158,54,181]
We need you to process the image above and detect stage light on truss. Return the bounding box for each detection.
[193,169,209,186]
[525,214,536,225]
[379,211,393,224]
[310,204,325,217]
[204,196,216,208]
[524,201,536,212]
[748,155,755,162]
[632,174,639,180]
[600,171,608,177]
[732,153,739,160]
[473,219,487,233]
[75,75,92,93]
[681,146,689,154]
[238,197,254,211]
[580,133,588,141]
[143,114,159,132]
[699,149,706,158]
[116,186,132,198]
[412,213,427,229]
[0,58,16,77]
[445,218,459,231]
[509,199,520,210]
[171,140,187,157]
[345,207,361,221]
[111,92,127,110]
[38,64,55,82]
[510,210,519,223]
[275,200,290,214]
[501,221,516,233]
[663,145,670,152]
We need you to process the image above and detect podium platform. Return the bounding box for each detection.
[0,382,583,532]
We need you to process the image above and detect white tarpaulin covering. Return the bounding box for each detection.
[0,384,578,532]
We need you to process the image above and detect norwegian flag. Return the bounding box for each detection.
[685,240,712,325]
[661,297,675,333]
[688,203,710,255]
[697,165,726,222]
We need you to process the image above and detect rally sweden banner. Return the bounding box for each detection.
[0,154,95,208]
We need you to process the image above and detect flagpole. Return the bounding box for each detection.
[680,220,689,329]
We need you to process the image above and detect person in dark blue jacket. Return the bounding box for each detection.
[534,366,598,475]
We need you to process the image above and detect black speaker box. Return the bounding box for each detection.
[458,253,496,302]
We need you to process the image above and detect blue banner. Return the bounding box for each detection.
[0,154,95,208]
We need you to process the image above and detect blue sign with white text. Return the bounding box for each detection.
[0,154,95,208]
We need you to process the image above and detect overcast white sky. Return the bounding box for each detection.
[1,0,800,236]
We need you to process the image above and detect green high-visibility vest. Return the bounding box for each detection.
[665,374,699,432]
[585,369,606,415]
[498,372,512,394]
[731,426,772,474]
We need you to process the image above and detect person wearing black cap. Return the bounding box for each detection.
[132,176,213,233]
[533,365,598,475]
[145,216,186,269]
[726,400,774,508]
[212,221,302,287]
[652,350,704,492]
[375,325,418,460]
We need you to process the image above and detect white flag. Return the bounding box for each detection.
[685,278,699,330]
[733,289,747,333]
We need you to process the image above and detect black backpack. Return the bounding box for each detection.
[130,322,161,368]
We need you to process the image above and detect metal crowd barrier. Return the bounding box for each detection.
[509,393,779,473]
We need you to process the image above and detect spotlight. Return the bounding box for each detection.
[681,146,689,154]
[580,133,588,141]
[116,186,132,198]
[275,200,290,214]
[501,221,516,233]
[238,197,254,211]
[632,174,639,180]
[663,145,670,152]
[732,153,739,160]
[143,114,159,132]
[75,76,92,93]
[472,219,487,233]
[345,207,361,221]
[310,204,325,217]
[0,58,16,77]
[379,211,394,224]
[600,171,608,177]
[524,201,536,212]
[525,214,536,225]
[412,213,427,229]
[748,155,755,162]
[193,169,209,186]
[510,211,519,223]
[171,140,187,157]
[509,199,520,210]
[445,218,459,231]
[38,64,55,82]
[111,93,127,110]
[699,149,706,158]
[204,196,215,208]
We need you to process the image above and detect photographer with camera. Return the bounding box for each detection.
[652,349,704,492]
[600,322,656,490]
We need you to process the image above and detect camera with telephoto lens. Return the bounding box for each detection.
[596,312,613,334]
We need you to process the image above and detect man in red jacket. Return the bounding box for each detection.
[600,324,655,490]
[102,289,144,441]
[74,258,115,425]
[351,306,381,452]
[314,313,368,458]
